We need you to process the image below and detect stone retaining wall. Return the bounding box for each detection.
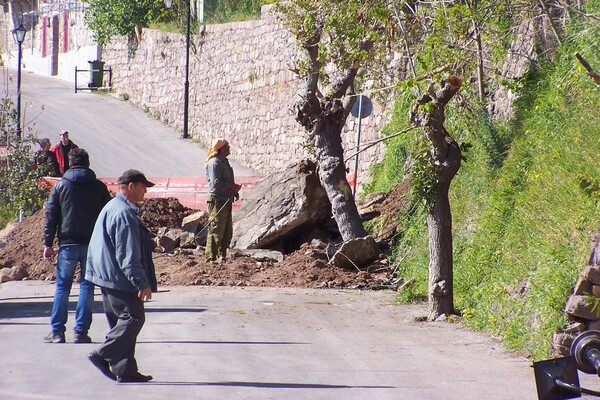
[101,6,391,187]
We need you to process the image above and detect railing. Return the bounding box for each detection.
[74,65,112,93]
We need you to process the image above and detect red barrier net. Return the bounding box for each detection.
[41,176,263,211]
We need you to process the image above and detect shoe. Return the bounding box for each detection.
[88,351,116,381]
[74,333,92,343]
[43,332,65,344]
[117,372,153,383]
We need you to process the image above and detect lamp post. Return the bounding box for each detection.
[165,0,190,139]
[12,21,26,140]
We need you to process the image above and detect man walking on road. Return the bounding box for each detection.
[85,169,157,383]
[43,148,111,344]
[51,130,78,176]
[205,138,241,262]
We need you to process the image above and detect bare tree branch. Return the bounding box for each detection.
[556,0,600,21]
[575,52,600,87]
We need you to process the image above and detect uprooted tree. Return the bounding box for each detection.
[409,76,462,321]
[274,0,395,244]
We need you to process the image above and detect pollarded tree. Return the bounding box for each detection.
[275,0,396,243]
[409,76,462,321]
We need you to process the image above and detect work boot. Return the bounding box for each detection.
[74,332,92,343]
[43,332,65,343]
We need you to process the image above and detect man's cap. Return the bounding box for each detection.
[118,169,155,187]
[60,130,69,135]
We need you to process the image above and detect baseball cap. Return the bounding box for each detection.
[118,169,155,187]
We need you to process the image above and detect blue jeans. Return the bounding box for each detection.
[50,244,94,335]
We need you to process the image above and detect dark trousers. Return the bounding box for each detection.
[96,287,145,378]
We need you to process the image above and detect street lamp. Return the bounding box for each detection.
[12,21,26,140]
[165,0,190,139]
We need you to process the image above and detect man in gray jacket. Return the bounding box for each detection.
[85,169,157,383]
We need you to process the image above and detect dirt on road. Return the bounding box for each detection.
[0,183,410,290]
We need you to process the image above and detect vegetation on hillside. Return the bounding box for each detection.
[0,99,48,229]
[366,1,600,359]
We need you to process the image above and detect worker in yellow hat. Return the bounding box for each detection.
[205,138,241,262]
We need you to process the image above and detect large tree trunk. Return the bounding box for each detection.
[409,76,462,321]
[427,170,457,320]
[312,105,367,241]
[290,29,369,242]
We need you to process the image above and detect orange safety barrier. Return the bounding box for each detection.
[40,176,264,211]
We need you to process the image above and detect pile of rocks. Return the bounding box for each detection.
[553,236,600,356]
[153,210,208,253]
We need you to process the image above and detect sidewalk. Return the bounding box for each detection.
[0,280,538,400]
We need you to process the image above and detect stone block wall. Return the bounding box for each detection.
[553,235,600,356]
[101,6,391,187]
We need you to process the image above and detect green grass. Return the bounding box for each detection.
[366,5,600,359]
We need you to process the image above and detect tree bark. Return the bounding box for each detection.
[312,101,367,241]
[409,76,462,321]
[291,28,370,242]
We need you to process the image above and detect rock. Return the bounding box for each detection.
[564,322,586,334]
[156,233,178,254]
[355,191,385,221]
[0,265,29,283]
[552,331,575,357]
[235,249,284,263]
[590,229,600,266]
[182,211,207,233]
[584,265,600,285]
[231,160,332,250]
[565,295,600,320]
[330,236,380,269]
[178,231,197,248]
[573,276,593,296]
[310,239,327,250]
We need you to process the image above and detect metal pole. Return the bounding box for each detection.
[182,0,190,139]
[352,95,363,196]
[16,40,23,140]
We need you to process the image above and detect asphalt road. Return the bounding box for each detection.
[0,280,544,400]
[0,67,256,178]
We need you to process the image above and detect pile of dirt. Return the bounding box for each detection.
[0,185,409,289]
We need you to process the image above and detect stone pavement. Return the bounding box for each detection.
[0,280,546,399]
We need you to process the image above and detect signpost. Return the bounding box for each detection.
[349,94,373,195]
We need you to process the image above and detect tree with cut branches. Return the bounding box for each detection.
[409,76,462,321]
[274,0,396,244]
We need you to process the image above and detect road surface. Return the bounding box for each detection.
[0,67,257,178]
[0,280,546,400]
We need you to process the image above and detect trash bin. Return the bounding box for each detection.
[88,60,105,88]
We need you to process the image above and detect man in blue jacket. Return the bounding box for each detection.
[85,169,157,383]
[43,148,111,344]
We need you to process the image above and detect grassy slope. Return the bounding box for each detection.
[367,7,600,359]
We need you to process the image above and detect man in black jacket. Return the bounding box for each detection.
[43,148,111,344]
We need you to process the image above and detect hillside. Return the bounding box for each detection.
[366,4,600,359]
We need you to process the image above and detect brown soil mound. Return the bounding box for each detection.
[0,185,409,289]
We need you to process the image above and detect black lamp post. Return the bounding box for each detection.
[12,21,26,140]
[165,0,190,139]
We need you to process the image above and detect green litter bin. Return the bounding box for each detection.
[88,60,105,88]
